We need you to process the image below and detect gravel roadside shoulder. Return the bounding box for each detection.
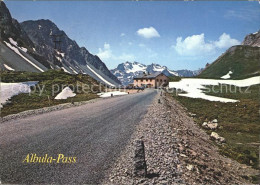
[0,98,101,123]
[103,91,258,184]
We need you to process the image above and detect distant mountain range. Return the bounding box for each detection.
[199,30,260,79]
[111,62,202,85]
[2,1,257,86]
[0,2,120,86]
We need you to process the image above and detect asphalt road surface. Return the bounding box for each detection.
[0,89,157,184]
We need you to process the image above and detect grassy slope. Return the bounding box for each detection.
[168,76,182,82]
[0,70,105,117]
[171,84,260,169]
[198,45,260,79]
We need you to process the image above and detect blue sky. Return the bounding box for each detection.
[5,1,260,70]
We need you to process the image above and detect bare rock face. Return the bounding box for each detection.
[242,30,260,47]
[20,19,121,85]
[133,140,147,177]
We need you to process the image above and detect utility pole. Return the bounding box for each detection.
[50,33,63,51]
[50,33,63,67]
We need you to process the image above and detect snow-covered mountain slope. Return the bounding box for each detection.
[111,61,200,85]
[0,2,120,87]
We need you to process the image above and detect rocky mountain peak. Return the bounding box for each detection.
[20,19,120,85]
[0,1,12,23]
[0,2,33,47]
[1,2,120,86]
[242,30,260,47]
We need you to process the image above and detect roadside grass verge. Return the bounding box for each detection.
[0,70,105,117]
[170,84,260,170]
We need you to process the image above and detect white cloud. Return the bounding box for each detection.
[120,33,126,37]
[97,43,112,60]
[173,33,240,56]
[214,33,240,49]
[137,27,160,39]
[128,42,133,46]
[173,34,214,56]
[97,42,135,62]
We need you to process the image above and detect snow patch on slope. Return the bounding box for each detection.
[169,70,179,76]
[4,64,15,71]
[0,82,37,107]
[98,91,127,98]
[87,65,115,87]
[126,63,146,73]
[57,51,65,57]
[20,47,27,52]
[61,67,71,74]
[55,56,62,62]
[69,66,78,74]
[4,41,44,72]
[9,38,18,46]
[221,71,233,79]
[54,87,76,100]
[169,76,260,103]
[8,38,27,52]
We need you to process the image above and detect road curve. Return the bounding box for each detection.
[0,89,157,184]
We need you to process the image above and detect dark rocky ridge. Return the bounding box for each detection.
[21,19,120,85]
[0,1,120,86]
[0,2,33,48]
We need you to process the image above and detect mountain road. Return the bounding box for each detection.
[0,89,157,184]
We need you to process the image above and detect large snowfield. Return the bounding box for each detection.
[169,76,260,103]
[0,82,37,108]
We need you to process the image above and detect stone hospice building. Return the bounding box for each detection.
[133,72,169,88]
